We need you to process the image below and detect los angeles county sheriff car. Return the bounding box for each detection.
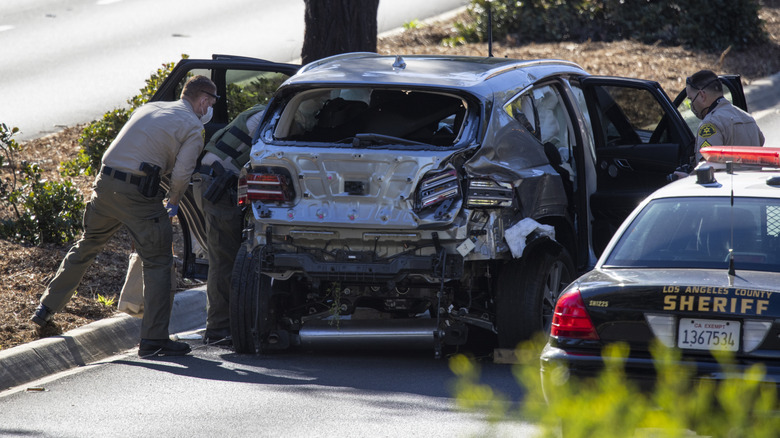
[541,146,780,385]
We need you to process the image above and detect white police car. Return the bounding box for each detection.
[541,146,780,385]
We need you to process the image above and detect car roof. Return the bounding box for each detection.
[284,52,588,92]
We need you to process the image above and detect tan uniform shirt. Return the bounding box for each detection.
[695,98,766,162]
[102,99,205,204]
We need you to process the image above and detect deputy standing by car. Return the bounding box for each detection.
[192,103,266,345]
[686,69,765,161]
[31,75,218,357]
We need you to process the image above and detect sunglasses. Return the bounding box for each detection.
[202,90,221,100]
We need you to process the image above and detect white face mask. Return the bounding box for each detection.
[200,106,213,125]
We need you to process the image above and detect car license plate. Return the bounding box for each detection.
[677,318,739,351]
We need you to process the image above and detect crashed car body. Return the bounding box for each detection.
[541,147,780,387]
[229,52,750,355]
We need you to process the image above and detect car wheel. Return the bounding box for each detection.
[496,246,574,348]
[229,245,268,354]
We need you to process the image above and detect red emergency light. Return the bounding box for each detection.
[700,146,780,167]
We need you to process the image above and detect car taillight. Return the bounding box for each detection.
[701,146,780,166]
[466,179,513,208]
[416,169,460,210]
[237,173,294,207]
[551,290,599,340]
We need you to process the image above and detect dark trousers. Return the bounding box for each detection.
[41,175,174,339]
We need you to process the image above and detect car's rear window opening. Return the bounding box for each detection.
[273,88,468,147]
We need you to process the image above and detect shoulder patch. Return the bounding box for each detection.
[698,123,717,138]
[201,129,206,141]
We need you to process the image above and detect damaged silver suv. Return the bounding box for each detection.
[229,53,749,356]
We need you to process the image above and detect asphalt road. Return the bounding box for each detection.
[0,0,470,141]
[0,342,538,437]
[747,72,780,146]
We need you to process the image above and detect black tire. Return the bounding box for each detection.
[496,246,574,349]
[229,245,270,354]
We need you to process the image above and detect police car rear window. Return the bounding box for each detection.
[604,197,780,272]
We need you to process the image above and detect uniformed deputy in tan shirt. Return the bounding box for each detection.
[102,98,206,206]
[686,69,765,162]
[31,75,218,357]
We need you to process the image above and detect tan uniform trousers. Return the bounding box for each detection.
[192,173,243,331]
[40,174,174,340]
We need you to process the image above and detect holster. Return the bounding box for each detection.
[203,161,238,204]
[138,162,162,198]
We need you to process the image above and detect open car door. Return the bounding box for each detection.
[151,55,300,280]
[152,54,300,140]
[579,76,695,254]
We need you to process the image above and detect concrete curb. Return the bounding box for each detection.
[0,286,207,392]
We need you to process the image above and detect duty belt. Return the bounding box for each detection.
[102,166,142,186]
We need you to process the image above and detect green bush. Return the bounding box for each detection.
[0,123,84,245]
[61,57,185,177]
[676,0,766,52]
[450,336,780,437]
[225,73,288,120]
[61,108,131,177]
[459,0,767,52]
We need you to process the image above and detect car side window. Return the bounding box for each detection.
[224,70,290,120]
[590,86,667,146]
[505,84,577,187]
[173,68,291,122]
[506,85,572,150]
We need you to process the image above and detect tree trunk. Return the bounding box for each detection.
[301,0,379,65]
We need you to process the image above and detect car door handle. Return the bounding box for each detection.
[614,159,633,170]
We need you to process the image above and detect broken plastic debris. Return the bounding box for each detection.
[456,237,477,256]
[504,217,556,258]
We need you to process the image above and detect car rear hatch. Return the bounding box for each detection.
[246,86,477,231]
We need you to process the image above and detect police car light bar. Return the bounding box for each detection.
[701,146,780,167]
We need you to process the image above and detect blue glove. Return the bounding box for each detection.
[166,202,178,218]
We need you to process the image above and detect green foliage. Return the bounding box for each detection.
[459,0,767,52]
[16,178,84,245]
[449,354,510,422]
[127,58,185,109]
[61,57,186,177]
[97,294,116,307]
[0,123,84,245]
[403,19,421,30]
[451,335,780,437]
[441,35,468,48]
[62,108,131,177]
[225,73,288,120]
[676,0,766,52]
[0,123,22,198]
